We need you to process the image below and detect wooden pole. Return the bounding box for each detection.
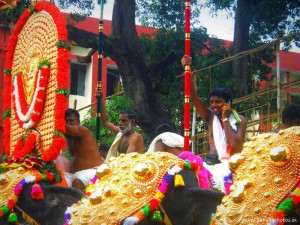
[184,0,191,151]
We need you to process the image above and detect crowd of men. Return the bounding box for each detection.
[59,56,300,193]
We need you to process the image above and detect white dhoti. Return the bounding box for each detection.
[203,161,232,194]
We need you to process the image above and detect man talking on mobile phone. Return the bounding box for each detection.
[182,55,247,193]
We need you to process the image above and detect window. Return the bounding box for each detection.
[70,63,86,96]
[107,68,120,96]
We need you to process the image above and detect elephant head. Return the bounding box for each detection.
[65,152,221,225]
[0,182,83,225]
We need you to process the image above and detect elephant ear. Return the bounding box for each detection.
[17,182,83,225]
[187,188,225,225]
[44,184,83,207]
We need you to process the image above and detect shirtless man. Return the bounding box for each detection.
[65,108,104,191]
[181,56,246,164]
[100,99,144,162]
[182,56,246,193]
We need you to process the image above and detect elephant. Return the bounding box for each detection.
[65,152,224,225]
[0,181,83,225]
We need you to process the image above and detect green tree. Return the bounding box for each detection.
[202,0,300,96]
[136,0,201,31]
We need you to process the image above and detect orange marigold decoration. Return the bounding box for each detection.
[3,1,69,162]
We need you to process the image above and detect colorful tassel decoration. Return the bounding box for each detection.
[31,184,44,200]
[151,209,163,222]
[174,174,185,187]
[7,212,18,223]
[271,210,285,225]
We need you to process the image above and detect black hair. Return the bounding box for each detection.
[282,103,300,124]
[65,108,80,121]
[119,109,136,120]
[99,143,109,158]
[209,87,233,103]
[156,123,175,135]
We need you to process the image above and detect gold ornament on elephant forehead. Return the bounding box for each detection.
[214,126,300,225]
[68,152,184,225]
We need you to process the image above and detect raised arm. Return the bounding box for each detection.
[100,99,119,134]
[181,55,211,121]
[96,89,120,134]
[65,124,90,137]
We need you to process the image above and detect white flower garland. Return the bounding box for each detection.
[13,68,47,129]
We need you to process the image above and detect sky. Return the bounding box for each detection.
[92,0,235,41]
[64,0,299,53]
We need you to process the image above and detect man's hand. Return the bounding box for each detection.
[95,88,103,98]
[181,55,192,68]
[222,103,232,119]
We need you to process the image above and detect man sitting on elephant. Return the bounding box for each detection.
[98,92,144,162]
[65,108,104,191]
[181,56,247,193]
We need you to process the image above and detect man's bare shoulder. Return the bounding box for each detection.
[66,124,92,137]
[130,132,143,141]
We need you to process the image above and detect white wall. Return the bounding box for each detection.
[69,46,93,120]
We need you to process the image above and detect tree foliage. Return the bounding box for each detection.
[136,0,201,31]
[139,25,238,136]
[201,0,300,95]
[0,0,30,26]
[0,0,98,25]
[204,0,299,45]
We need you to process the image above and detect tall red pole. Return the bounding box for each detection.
[184,0,191,151]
